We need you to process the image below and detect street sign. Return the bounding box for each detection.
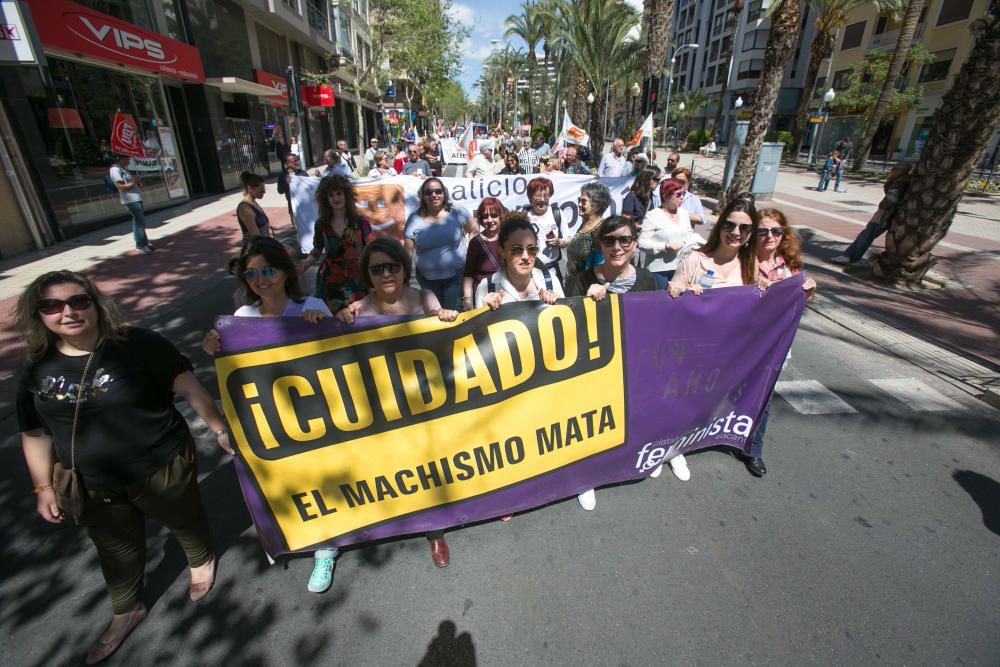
[809,113,829,123]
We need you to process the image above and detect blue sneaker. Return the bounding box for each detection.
[307,555,336,593]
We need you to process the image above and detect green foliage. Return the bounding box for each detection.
[530,125,551,140]
[55,133,99,166]
[685,129,712,150]
[427,79,472,123]
[764,130,795,156]
[830,44,932,116]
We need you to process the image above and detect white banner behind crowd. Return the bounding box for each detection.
[289,173,635,252]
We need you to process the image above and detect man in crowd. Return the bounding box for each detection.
[314,149,351,178]
[364,137,380,169]
[563,144,592,175]
[110,154,154,254]
[599,137,629,177]
[533,134,550,159]
[515,138,539,175]
[401,143,431,177]
[466,144,496,178]
[667,151,680,172]
[336,139,358,174]
[277,152,309,222]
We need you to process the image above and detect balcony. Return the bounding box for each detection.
[868,28,899,51]
[306,0,329,35]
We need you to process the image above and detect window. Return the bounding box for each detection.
[918,48,956,82]
[737,58,763,80]
[281,0,296,9]
[747,0,763,22]
[874,15,889,35]
[716,66,727,85]
[937,0,974,25]
[841,21,866,50]
[710,40,720,60]
[831,68,852,90]
[707,65,716,84]
[256,24,288,75]
[742,29,767,51]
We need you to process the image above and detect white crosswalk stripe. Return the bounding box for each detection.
[867,378,964,411]
[774,380,858,415]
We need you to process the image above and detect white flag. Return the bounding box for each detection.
[627,113,654,148]
[457,124,475,159]
[557,110,590,147]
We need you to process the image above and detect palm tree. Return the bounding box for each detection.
[872,1,1000,285]
[642,0,676,132]
[853,0,925,169]
[791,0,905,157]
[505,2,544,123]
[723,0,802,208]
[557,0,642,151]
[672,89,717,137]
[711,0,745,133]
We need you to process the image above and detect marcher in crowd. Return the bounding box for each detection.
[236,171,274,254]
[314,149,351,178]
[299,175,370,311]
[671,167,707,225]
[666,151,680,172]
[750,208,817,476]
[562,181,611,283]
[462,197,506,310]
[832,162,913,265]
[563,145,592,175]
[630,152,650,176]
[524,177,564,278]
[336,238,458,567]
[110,154,154,255]
[403,178,478,312]
[499,152,524,175]
[424,139,444,177]
[565,215,660,510]
[666,195,760,482]
[364,137,380,169]
[17,270,230,664]
[466,145,496,178]
[639,178,699,287]
[393,142,408,175]
[621,168,658,225]
[368,150,398,178]
[546,157,565,173]
[475,213,563,309]
[276,152,308,223]
[598,138,629,177]
[336,139,358,174]
[515,138,540,174]
[402,144,431,177]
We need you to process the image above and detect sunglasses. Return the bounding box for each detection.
[720,220,753,235]
[369,262,403,276]
[509,244,539,257]
[38,294,94,315]
[757,227,784,238]
[244,266,279,280]
[599,234,636,248]
[423,188,444,196]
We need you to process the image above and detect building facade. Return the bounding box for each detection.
[0,0,382,258]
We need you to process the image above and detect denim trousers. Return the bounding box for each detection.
[123,201,149,248]
[748,392,773,459]
[416,268,464,312]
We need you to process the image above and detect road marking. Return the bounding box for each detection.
[771,197,999,260]
[867,378,964,411]
[774,380,858,414]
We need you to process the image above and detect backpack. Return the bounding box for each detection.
[103,170,118,195]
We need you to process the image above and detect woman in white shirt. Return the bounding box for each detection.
[638,178,701,285]
[475,213,564,309]
[368,150,398,178]
[522,177,563,278]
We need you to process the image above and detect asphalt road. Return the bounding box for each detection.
[2,266,998,666]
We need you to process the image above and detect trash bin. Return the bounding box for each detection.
[751,142,784,200]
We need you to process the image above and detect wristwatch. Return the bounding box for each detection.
[214,429,227,438]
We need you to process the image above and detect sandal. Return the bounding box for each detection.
[188,557,217,602]
[85,604,147,665]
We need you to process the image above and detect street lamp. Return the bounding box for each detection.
[734,96,744,109]
[662,43,699,148]
[586,92,595,135]
[808,88,837,166]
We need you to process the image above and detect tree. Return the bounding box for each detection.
[670,89,717,137]
[791,0,905,157]
[505,2,545,123]
[854,0,926,169]
[642,0,676,135]
[711,0,745,133]
[722,0,802,209]
[426,79,471,124]
[872,1,1000,285]
[829,45,931,116]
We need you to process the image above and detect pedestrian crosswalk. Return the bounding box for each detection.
[774,377,968,415]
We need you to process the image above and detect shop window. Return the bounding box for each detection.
[840,21,866,50]
[936,0,974,25]
[918,48,956,82]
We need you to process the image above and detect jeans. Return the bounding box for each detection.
[416,268,464,312]
[124,201,149,249]
[834,164,846,191]
[844,221,885,263]
[748,392,773,459]
[817,170,832,191]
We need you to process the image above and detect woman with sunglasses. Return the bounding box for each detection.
[336,238,458,565]
[462,197,506,311]
[16,271,230,664]
[369,150,398,178]
[475,213,563,310]
[299,175,370,312]
[670,167,707,225]
[665,196,759,481]
[523,177,564,277]
[745,208,817,477]
[499,152,524,175]
[564,216,659,509]
[404,178,478,312]
[639,178,700,286]
[562,181,612,284]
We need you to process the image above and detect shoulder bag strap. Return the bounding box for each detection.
[477,235,502,274]
[69,351,97,472]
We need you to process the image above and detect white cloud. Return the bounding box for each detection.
[448,2,476,27]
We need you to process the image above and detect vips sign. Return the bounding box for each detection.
[301,84,335,107]
[25,0,205,82]
[215,282,807,556]
[254,69,289,102]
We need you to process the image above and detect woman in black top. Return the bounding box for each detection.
[621,168,658,226]
[236,171,273,254]
[15,271,231,665]
[499,153,524,175]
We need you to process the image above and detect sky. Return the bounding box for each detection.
[449,0,645,100]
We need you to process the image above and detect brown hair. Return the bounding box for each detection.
[670,166,692,182]
[13,270,129,360]
[527,177,554,199]
[700,196,760,285]
[315,175,364,242]
[757,207,803,272]
[238,237,305,304]
[359,237,412,290]
[475,197,507,222]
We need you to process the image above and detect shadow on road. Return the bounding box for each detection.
[952,470,1000,537]
[418,620,477,667]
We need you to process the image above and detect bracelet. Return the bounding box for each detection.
[33,483,52,495]
[214,429,228,438]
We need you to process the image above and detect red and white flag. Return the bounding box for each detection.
[557,110,590,147]
[110,111,145,157]
[627,113,654,148]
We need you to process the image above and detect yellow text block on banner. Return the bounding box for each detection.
[216,297,626,551]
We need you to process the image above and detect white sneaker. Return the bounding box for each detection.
[649,464,663,478]
[669,455,691,481]
[577,489,597,511]
[831,254,851,265]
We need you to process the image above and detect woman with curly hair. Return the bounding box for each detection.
[16,271,230,664]
[300,175,371,312]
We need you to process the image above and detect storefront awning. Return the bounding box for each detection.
[206,77,281,98]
